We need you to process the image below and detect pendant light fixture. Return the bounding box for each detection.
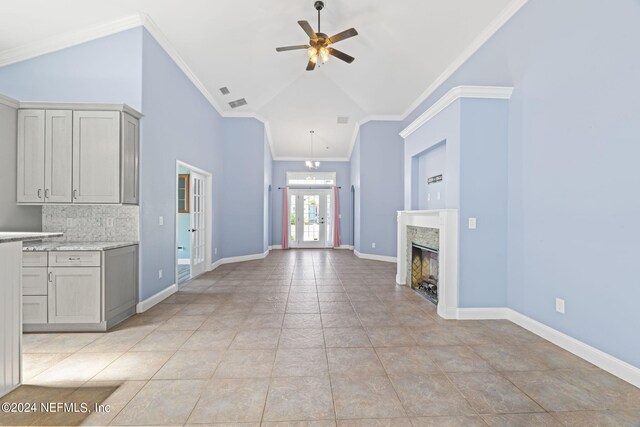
[305,130,320,169]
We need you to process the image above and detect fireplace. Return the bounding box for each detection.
[411,243,439,304]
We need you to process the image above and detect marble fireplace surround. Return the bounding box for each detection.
[397,209,459,319]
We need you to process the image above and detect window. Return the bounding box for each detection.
[286,171,336,186]
[178,174,190,213]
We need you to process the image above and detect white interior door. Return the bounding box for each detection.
[190,171,206,277]
[288,189,331,248]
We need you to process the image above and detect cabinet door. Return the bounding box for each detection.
[22,267,48,295]
[17,110,45,203]
[72,111,120,203]
[23,296,48,324]
[44,110,73,203]
[121,113,139,204]
[48,267,101,323]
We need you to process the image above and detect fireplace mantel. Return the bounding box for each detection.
[397,209,459,319]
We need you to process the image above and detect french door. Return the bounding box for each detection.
[288,189,333,248]
[190,171,206,277]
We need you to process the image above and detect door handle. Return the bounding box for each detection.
[68,257,81,261]
[38,189,43,199]
[188,229,197,232]
[48,272,53,282]
[73,189,78,199]
[45,189,50,199]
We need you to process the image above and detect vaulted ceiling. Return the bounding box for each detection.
[0,0,522,159]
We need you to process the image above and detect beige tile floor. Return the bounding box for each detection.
[2,249,640,426]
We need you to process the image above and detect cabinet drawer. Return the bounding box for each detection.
[23,296,48,324]
[49,251,101,267]
[23,267,48,295]
[23,252,48,267]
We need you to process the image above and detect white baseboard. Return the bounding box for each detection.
[136,283,177,313]
[505,309,640,389]
[207,250,270,271]
[454,306,640,388]
[177,258,190,265]
[354,250,397,263]
[337,245,353,250]
[270,245,283,250]
[456,307,510,320]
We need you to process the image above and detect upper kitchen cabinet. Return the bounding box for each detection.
[16,103,141,205]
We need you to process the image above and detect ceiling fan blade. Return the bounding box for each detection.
[306,59,317,71]
[298,20,317,40]
[276,45,310,52]
[328,48,355,64]
[327,28,358,45]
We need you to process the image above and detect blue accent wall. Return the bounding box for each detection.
[416,141,446,210]
[402,0,640,367]
[0,28,143,110]
[221,118,267,258]
[357,121,404,258]
[271,161,352,247]
[139,29,224,299]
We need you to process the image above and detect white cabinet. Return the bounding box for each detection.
[72,111,120,203]
[16,104,140,205]
[17,110,46,203]
[45,110,73,203]
[21,246,138,331]
[48,267,101,324]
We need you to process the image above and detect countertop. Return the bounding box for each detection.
[0,232,63,243]
[22,241,138,251]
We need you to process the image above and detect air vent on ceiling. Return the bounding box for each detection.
[219,86,230,95]
[337,116,349,124]
[229,98,247,108]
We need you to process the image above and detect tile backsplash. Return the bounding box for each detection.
[42,205,139,242]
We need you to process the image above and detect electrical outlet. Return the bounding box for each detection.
[427,193,431,201]
[106,218,114,227]
[339,214,342,219]
[372,242,376,249]
[159,216,164,226]
[437,191,441,200]
[468,217,477,229]
[66,218,73,227]
[214,248,218,255]
[158,269,163,279]
[555,298,565,314]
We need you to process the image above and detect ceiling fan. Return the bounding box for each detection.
[276,1,358,71]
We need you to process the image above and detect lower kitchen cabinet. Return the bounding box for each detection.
[22,245,138,332]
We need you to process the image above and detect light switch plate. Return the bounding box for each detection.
[159,216,164,226]
[468,217,477,229]
[556,298,565,314]
[372,242,376,248]
[106,218,114,227]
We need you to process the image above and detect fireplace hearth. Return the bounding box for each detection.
[411,243,439,305]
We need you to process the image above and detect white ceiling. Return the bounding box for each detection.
[0,0,522,159]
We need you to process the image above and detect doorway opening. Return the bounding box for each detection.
[175,161,212,286]
[288,188,333,248]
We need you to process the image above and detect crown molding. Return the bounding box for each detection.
[0,94,19,108]
[272,156,350,162]
[399,85,513,139]
[0,14,144,68]
[399,0,528,119]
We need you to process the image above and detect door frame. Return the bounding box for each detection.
[288,188,332,249]
[174,161,212,287]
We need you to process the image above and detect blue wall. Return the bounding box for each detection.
[349,132,361,252]
[271,161,352,247]
[139,29,224,298]
[357,121,404,258]
[221,118,267,258]
[0,28,143,110]
[417,141,446,210]
[402,0,640,367]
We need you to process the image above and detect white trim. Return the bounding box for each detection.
[212,250,270,267]
[0,14,144,68]
[399,86,514,138]
[354,250,397,263]
[270,245,283,250]
[136,283,177,313]
[456,307,510,320]
[18,102,142,118]
[337,245,353,250]
[452,307,640,389]
[0,94,19,108]
[399,0,528,119]
[506,309,640,389]
[177,258,190,265]
[272,156,351,162]
[208,259,223,272]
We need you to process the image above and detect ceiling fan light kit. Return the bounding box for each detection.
[276,0,358,71]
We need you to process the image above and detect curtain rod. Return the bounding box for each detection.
[278,186,341,190]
